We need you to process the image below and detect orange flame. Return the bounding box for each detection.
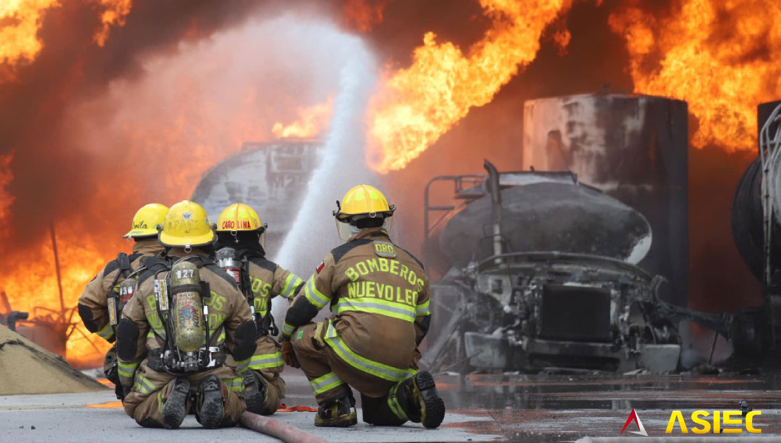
[341,0,390,32]
[0,0,61,66]
[272,98,334,139]
[86,401,123,408]
[0,0,132,72]
[2,226,112,366]
[0,152,15,231]
[368,0,574,172]
[609,0,781,151]
[92,0,132,46]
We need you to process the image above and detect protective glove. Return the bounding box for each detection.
[114,383,125,401]
[282,340,300,369]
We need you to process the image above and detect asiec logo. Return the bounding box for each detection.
[620,408,648,436]
[619,408,762,436]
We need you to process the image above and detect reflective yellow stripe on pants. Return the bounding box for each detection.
[118,360,140,378]
[324,322,414,383]
[310,372,346,396]
[133,373,156,395]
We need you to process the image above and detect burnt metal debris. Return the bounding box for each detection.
[421,161,731,374]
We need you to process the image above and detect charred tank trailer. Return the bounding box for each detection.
[421,162,682,374]
[731,100,781,359]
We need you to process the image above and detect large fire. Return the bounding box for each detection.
[93,0,133,46]
[1,0,780,369]
[272,98,334,139]
[0,0,61,66]
[367,0,574,173]
[0,152,14,229]
[609,0,781,151]
[0,0,133,66]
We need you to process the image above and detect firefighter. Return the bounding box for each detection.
[214,203,304,415]
[117,200,257,429]
[78,203,168,398]
[281,184,445,428]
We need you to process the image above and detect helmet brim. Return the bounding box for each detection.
[123,229,159,238]
[215,226,265,233]
[159,230,215,248]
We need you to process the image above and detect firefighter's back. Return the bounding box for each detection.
[330,236,427,370]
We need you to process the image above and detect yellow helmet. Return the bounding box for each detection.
[124,203,169,238]
[333,185,395,241]
[216,203,264,232]
[159,200,215,249]
[216,203,268,248]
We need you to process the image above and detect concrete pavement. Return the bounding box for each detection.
[3,372,781,442]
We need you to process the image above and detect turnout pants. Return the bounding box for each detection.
[237,336,286,415]
[291,321,416,426]
[123,359,245,428]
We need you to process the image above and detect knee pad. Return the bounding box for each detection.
[233,321,257,361]
[116,319,139,360]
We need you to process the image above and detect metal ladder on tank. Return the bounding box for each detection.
[759,102,781,351]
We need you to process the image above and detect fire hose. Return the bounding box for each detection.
[240,411,329,443]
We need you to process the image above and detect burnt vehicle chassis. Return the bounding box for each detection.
[421,251,682,374]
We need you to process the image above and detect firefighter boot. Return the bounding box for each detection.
[197,375,226,429]
[315,392,357,427]
[242,371,268,415]
[161,377,191,430]
[410,371,445,429]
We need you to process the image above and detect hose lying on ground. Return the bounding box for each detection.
[240,411,329,443]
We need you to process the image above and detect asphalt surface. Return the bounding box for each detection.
[2,371,781,442]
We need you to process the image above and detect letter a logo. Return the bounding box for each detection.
[620,408,648,436]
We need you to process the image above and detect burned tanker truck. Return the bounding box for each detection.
[729,100,781,363]
[421,93,693,374]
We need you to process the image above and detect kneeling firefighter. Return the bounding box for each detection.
[214,203,304,415]
[78,203,168,399]
[282,185,446,428]
[117,200,257,429]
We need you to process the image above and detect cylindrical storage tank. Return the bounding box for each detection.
[523,93,688,305]
[191,138,322,255]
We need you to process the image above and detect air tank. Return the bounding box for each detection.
[171,261,205,354]
[191,138,322,254]
[523,93,689,305]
